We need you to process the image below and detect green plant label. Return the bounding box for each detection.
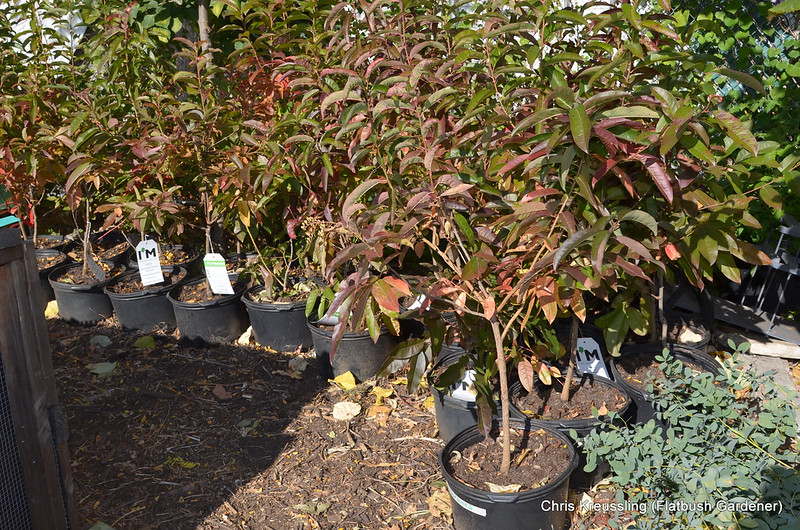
[136,239,164,286]
[203,253,234,295]
[575,337,609,378]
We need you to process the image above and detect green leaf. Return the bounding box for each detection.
[462,256,488,281]
[713,67,767,96]
[759,185,783,211]
[712,109,758,156]
[569,104,591,153]
[597,106,660,119]
[453,212,474,247]
[389,339,427,360]
[133,336,156,349]
[554,228,601,271]
[769,0,800,17]
[364,301,381,343]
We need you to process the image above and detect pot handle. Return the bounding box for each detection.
[485,494,520,504]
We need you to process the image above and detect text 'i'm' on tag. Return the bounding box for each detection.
[136,239,164,286]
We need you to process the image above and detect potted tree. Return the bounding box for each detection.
[295,0,781,527]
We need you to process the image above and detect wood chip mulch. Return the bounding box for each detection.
[49,315,622,530]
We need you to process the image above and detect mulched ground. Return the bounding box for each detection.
[48,312,692,530]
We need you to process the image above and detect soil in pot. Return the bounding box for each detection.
[105,268,188,295]
[34,234,72,251]
[613,350,717,394]
[446,425,573,490]
[512,377,628,422]
[511,376,631,490]
[172,279,237,304]
[441,421,578,530]
[129,244,201,271]
[51,261,124,285]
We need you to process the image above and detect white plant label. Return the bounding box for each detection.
[135,239,164,286]
[317,281,348,325]
[203,253,234,295]
[575,337,609,379]
[449,368,477,402]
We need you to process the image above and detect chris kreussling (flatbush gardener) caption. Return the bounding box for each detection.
[541,498,784,515]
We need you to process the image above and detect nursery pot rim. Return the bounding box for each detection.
[242,284,309,312]
[306,317,390,340]
[510,373,632,427]
[104,266,189,299]
[610,343,721,401]
[48,260,123,291]
[439,419,578,501]
[167,275,245,309]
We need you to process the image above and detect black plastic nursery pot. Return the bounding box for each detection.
[36,249,69,308]
[428,344,481,443]
[167,276,249,344]
[242,285,313,352]
[307,320,396,382]
[48,261,122,325]
[609,343,721,428]
[440,420,578,530]
[105,267,188,332]
[510,375,632,489]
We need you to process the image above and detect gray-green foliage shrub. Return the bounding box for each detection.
[579,345,800,529]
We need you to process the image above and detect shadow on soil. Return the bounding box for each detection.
[50,318,326,529]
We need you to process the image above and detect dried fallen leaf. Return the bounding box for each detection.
[485,482,522,493]
[237,327,253,345]
[597,402,609,416]
[332,401,361,421]
[44,300,59,318]
[213,384,233,400]
[367,404,392,426]
[89,335,112,348]
[371,386,394,405]
[332,371,357,390]
[288,356,308,372]
[426,487,452,519]
[423,395,435,409]
[86,362,117,378]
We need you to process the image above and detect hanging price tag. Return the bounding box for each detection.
[575,337,609,379]
[203,253,234,295]
[135,239,164,286]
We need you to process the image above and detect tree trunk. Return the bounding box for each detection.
[198,0,211,53]
[490,319,511,475]
[560,315,579,402]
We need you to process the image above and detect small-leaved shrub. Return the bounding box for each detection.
[579,343,800,529]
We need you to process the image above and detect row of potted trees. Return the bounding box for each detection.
[5,0,799,528]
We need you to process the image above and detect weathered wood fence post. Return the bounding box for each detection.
[0,226,77,529]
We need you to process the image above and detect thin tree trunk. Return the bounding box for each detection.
[198,0,211,54]
[560,315,579,402]
[490,319,511,475]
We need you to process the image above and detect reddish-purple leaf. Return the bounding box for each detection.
[632,154,673,203]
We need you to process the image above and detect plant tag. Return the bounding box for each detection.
[317,281,348,325]
[203,253,234,294]
[575,337,609,378]
[450,368,477,402]
[136,239,164,286]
